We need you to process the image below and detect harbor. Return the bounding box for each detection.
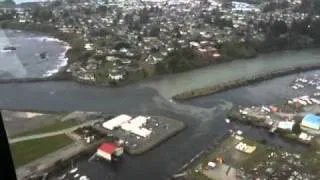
[226,72,320,145]
[2,48,320,179]
[176,72,320,180]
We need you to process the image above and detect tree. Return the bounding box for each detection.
[109,80,118,86]
[114,42,131,50]
[97,5,107,14]
[0,10,16,21]
[32,6,53,22]
[50,0,62,7]
[0,0,15,5]
[139,8,149,24]
[149,25,160,37]
[174,26,182,38]
[291,17,311,34]
[90,29,108,37]
[137,35,143,42]
[214,17,233,28]
[219,41,257,60]
[96,38,107,47]
[124,13,133,24]
[270,20,288,36]
[308,19,320,44]
[292,122,302,135]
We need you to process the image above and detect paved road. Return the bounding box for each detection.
[9,119,103,144]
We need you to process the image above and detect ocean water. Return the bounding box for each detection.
[0,29,69,79]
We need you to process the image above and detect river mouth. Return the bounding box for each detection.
[2,71,314,180]
[2,47,320,179]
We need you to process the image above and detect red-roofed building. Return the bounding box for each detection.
[96,142,123,161]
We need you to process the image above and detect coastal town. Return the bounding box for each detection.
[7,70,320,180]
[2,0,320,180]
[1,0,320,84]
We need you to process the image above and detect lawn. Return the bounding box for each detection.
[12,120,80,138]
[10,134,73,168]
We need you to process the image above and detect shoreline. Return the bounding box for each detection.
[172,63,320,101]
[1,60,320,100]
[0,23,75,79]
[1,26,320,100]
[227,107,312,145]
[0,71,71,83]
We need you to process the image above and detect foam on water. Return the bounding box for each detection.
[27,36,65,44]
[42,45,71,77]
[0,50,13,53]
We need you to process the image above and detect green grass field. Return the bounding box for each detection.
[12,120,79,138]
[10,134,73,167]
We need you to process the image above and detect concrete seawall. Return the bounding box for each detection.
[172,63,320,101]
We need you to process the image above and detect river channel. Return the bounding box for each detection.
[1,48,320,179]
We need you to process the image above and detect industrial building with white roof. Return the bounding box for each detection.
[103,114,152,138]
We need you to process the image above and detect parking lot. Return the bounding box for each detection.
[94,115,185,154]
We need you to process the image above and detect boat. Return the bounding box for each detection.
[3,45,16,51]
[314,92,320,96]
[225,118,230,124]
[39,51,47,59]
[69,167,78,174]
[57,174,66,180]
[80,176,90,180]
[300,78,308,83]
[295,84,304,88]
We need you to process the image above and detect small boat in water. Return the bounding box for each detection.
[3,45,16,51]
[69,167,78,174]
[225,118,230,124]
[39,51,48,59]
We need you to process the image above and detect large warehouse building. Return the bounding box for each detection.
[120,116,152,138]
[103,115,153,138]
[102,114,132,130]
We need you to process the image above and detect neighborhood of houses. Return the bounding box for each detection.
[0,0,315,83]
